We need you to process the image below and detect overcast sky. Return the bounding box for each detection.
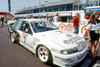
[0,0,85,15]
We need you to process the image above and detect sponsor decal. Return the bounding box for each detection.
[66,34,72,38]
[64,36,83,45]
[58,23,73,32]
[76,41,84,46]
[65,24,73,32]
[56,30,63,33]
[76,41,86,51]
[69,36,82,44]
[55,56,71,61]
[81,25,88,36]
[63,40,70,44]
[58,23,66,30]
[22,32,28,43]
[77,56,80,59]
[22,32,28,37]
[23,36,26,43]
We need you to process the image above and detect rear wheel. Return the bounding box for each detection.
[36,45,53,64]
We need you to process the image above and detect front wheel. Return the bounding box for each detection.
[36,45,53,64]
[10,32,16,43]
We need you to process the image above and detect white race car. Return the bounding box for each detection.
[10,19,88,67]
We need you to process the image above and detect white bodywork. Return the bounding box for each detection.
[15,19,88,67]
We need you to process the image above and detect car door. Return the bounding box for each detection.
[20,21,35,50]
[19,21,28,45]
[25,24,35,50]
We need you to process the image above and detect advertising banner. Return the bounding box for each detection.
[86,0,99,6]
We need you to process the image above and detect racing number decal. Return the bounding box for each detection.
[23,36,26,43]
[58,23,66,30]
[81,25,88,36]
[22,32,28,43]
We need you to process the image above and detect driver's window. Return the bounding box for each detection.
[21,21,32,34]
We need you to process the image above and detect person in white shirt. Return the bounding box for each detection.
[82,15,90,25]
[87,11,100,60]
[53,14,61,22]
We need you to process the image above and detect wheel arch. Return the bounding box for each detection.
[35,44,52,56]
[10,30,20,43]
[35,44,53,64]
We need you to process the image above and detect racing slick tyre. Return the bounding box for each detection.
[36,45,53,65]
[10,32,17,43]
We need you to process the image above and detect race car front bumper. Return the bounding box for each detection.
[51,45,88,67]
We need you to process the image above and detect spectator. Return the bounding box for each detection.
[87,11,100,60]
[85,15,90,24]
[82,15,90,25]
[86,15,90,20]
[70,17,73,23]
[73,13,79,34]
[1,17,4,26]
[53,14,61,22]
[5,19,8,25]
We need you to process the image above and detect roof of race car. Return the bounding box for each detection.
[20,19,47,22]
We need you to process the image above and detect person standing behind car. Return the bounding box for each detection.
[73,13,79,34]
[70,17,73,23]
[83,15,90,25]
[1,17,4,26]
[53,14,61,22]
[87,11,100,60]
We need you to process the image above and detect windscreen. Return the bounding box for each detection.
[30,20,58,33]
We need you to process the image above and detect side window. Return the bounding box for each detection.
[28,26,32,34]
[12,22,18,30]
[15,20,23,30]
[21,22,32,34]
[21,23,26,31]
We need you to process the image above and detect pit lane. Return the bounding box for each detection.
[0,25,100,67]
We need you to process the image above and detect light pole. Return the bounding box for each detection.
[8,0,11,12]
[39,0,40,5]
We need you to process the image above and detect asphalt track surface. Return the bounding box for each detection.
[0,25,100,67]
[0,26,51,67]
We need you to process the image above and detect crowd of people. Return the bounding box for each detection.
[0,17,8,26]
[0,17,17,26]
